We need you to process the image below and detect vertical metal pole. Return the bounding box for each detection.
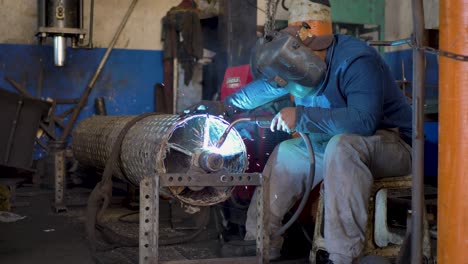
[410,0,426,262]
[140,176,159,264]
[172,58,178,114]
[256,173,270,264]
[438,0,468,263]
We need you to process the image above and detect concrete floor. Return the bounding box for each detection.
[0,187,94,264]
[0,185,310,264]
[3,183,435,264]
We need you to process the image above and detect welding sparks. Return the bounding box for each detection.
[200,116,245,156]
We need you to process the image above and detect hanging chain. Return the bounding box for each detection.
[408,36,468,62]
[371,36,468,62]
[264,0,280,37]
[411,44,468,61]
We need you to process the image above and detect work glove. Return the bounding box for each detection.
[270,107,296,133]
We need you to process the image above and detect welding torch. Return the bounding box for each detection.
[215,115,273,148]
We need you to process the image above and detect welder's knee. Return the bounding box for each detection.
[324,134,364,159]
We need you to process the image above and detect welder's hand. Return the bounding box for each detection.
[270,107,296,133]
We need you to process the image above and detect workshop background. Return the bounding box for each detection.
[0,0,465,264]
[0,0,441,175]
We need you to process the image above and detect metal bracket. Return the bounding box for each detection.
[53,149,67,213]
[37,26,87,36]
[139,172,269,264]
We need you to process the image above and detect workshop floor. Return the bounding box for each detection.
[0,187,94,264]
[0,183,437,264]
[0,185,310,264]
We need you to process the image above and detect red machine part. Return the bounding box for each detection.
[220,64,254,100]
[220,65,290,203]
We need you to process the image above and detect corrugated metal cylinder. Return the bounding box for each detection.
[72,114,248,206]
[438,0,468,262]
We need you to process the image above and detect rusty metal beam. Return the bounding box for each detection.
[410,0,426,262]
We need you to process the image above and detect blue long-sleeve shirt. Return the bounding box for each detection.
[225,34,412,151]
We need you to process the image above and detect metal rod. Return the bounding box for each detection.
[94,97,107,115]
[39,122,58,140]
[57,106,77,118]
[168,143,193,156]
[54,36,67,67]
[79,0,84,30]
[88,0,94,48]
[60,0,138,141]
[410,0,426,262]
[172,58,178,114]
[54,98,80,104]
[79,0,94,48]
[4,99,23,164]
[5,77,34,98]
[368,38,411,47]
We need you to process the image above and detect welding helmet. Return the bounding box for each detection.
[250,28,333,97]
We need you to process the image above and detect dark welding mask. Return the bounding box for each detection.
[250,29,333,97]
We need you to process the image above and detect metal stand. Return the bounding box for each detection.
[50,140,68,213]
[139,172,270,264]
[53,148,67,213]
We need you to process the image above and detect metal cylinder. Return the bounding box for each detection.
[94,97,107,115]
[45,0,81,29]
[438,0,468,262]
[54,36,66,67]
[72,114,248,206]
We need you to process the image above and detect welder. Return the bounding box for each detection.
[195,24,412,263]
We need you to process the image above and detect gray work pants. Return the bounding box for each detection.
[245,129,412,264]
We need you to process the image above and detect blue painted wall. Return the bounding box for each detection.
[384,49,439,111]
[384,49,439,178]
[0,44,164,158]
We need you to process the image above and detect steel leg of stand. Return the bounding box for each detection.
[138,173,266,264]
[256,174,270,264]
[54,149,67,213]
[140,176,159,264]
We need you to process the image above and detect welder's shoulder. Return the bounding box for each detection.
[333,34,381,65]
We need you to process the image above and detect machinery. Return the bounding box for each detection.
[72,114,272,263]
[37,0,93,66]
[73,114,248,205]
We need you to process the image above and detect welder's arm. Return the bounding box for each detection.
[295,56,384,136]
[224,79,289,110]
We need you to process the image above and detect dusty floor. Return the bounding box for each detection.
[0,183,437,264]
[0,187,94,264]
[0,185,309,264]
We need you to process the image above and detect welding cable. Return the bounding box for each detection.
[95,206,211,249]
[217,117,315,240]
[117,211,139,223]
[273,132,315,238]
